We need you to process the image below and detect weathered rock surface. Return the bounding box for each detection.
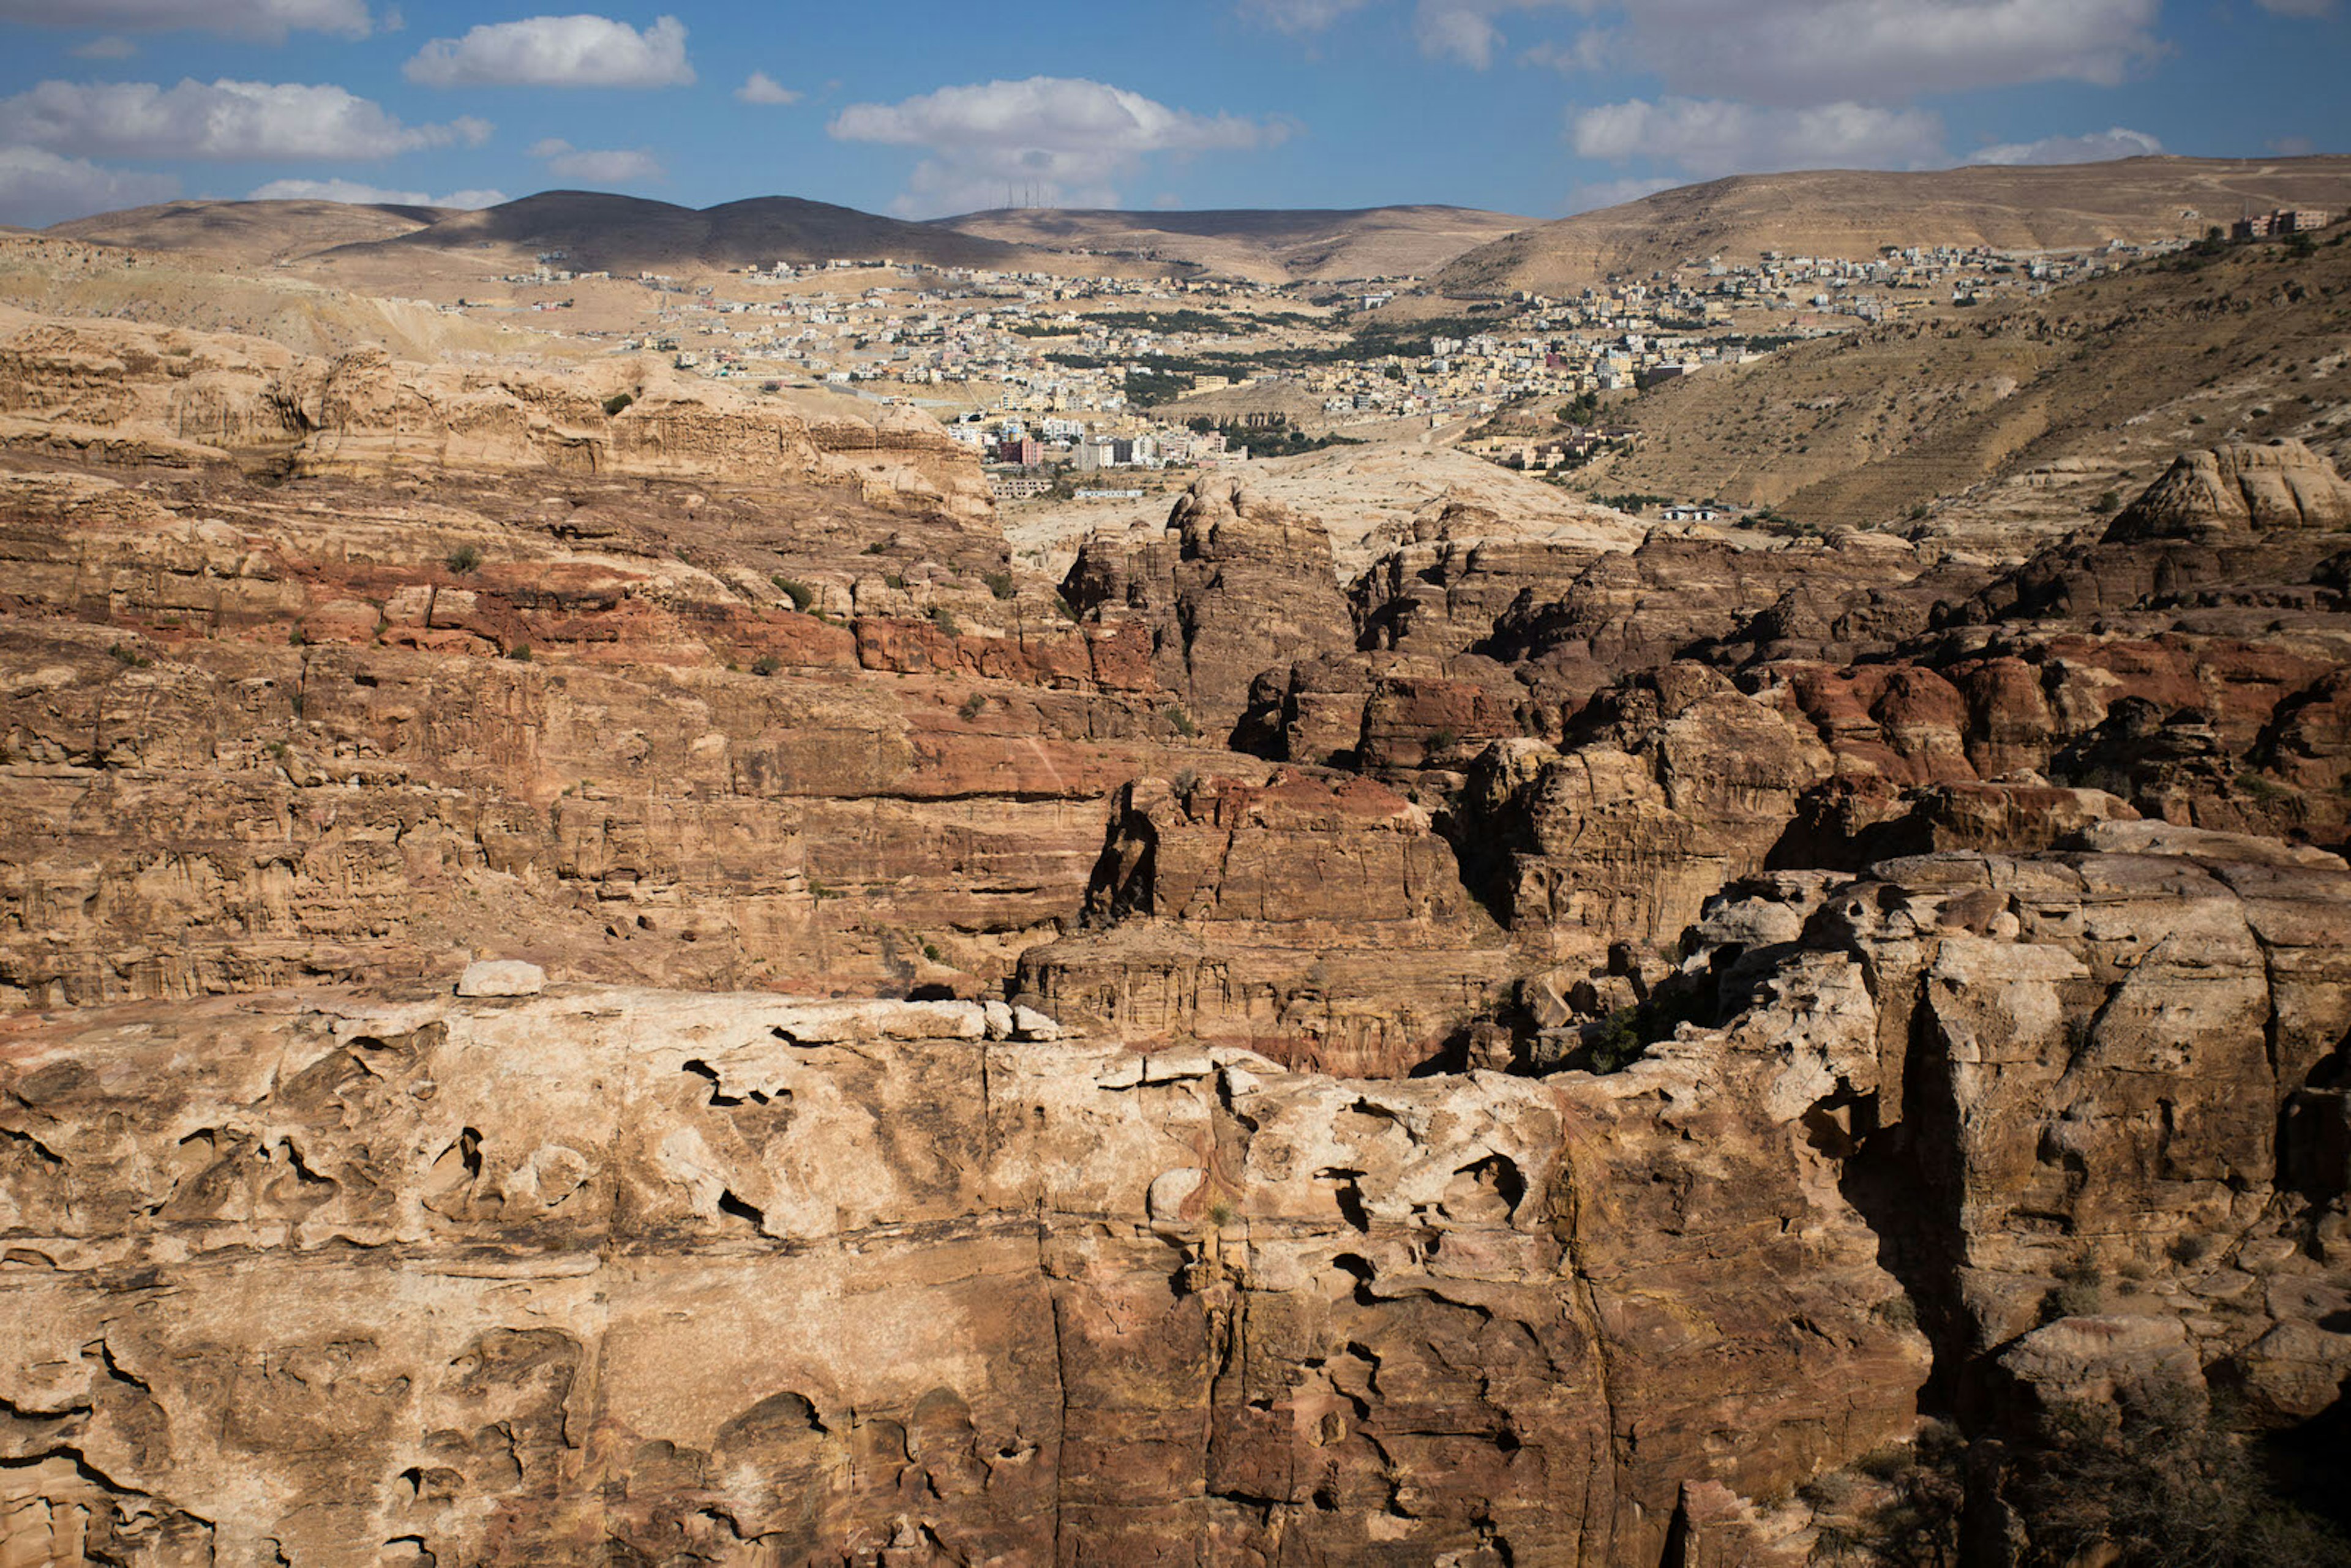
[0,983,1924,1566]
[1018,770,1517,1074]
[1062,476,1355,732]
[2104,440,2351,541]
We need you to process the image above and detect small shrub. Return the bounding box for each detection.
[2044,1255,2105,1319]
[602,391,634,416]
[445,546,482,574]
[919,940,943,964]
[771,576,815,613]
[957,692,986,721]
[750,655,781,677]
[107,643,151,667]
[507,645,531,662]
[929,606,961,637]
[882,572,907,591]
[1171,767,1199,795]
[862,541,891,554]
[266,740,288,760]
[1164,703,1198,738]
[287,626,309,646]
[1053,592,1080,621]
[2166,1232,2212,1266]
[2092,489,2121,514]
[806,877,842,901]
[983,569,1016,601]
[1425,726,1459,752]
[1207,1199,1238,1228]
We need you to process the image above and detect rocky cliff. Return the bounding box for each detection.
[1,270,2349,1566]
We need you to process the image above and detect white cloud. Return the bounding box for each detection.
[528,137,663,183]
[1414,0,1572,67]
[69,36,139,58]
[829,75,1283,216]
[1563,173,1681,212]
[735,70,799,105]
[1964,126,2161,166]
[405,14,692,88]
[2271,135,2318,157]
[1240,0,1572,63]
[1570,96,1946,178]
[247,176,506,206]
[1237,0,1375,31]
[1540,0,2160,107]
[0,146,178,227]
[0,0,369,39]
[0,78,489,162]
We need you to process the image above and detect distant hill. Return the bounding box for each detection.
[1556,223,2351,536]
[48,191,1153,280]
[1438,156,2351,297]
[50,198,452,266]
[936,205,1532,283]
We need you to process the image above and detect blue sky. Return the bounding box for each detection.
[0,0,2344,227]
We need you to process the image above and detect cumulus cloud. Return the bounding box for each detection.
[1237,0,1376,32]
[735,71,799,105]
[528,137,663,184]
[69,36,139,58]
[247,176,506,206]
[1563,173,1682,212]
[1963,126,2161,165]
[0,78,491,162]
[1539,0,2160,106]
[829,75,1283,216]
[1414,0,1572,66]
[0,145,178,227]
[405,14,692,88]
[0,0,370,39]
[1569,96,1946,178]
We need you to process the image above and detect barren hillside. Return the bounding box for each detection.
[50,198,453,267]
[1562,224,2351,539]
[1441,156,2351,298]
[938,204,1532,282]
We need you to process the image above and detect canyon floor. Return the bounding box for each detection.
[1,228,2349,1566]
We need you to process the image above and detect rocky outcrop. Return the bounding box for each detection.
[1017,770,1517,1075]
[1062,476,1355,732]
[0,314,989,519]
[2104,440,2351,541]
[0,980,1925,1567]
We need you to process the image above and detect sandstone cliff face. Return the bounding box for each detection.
[1017,770,1517,1076]
[5,260,2351,1566]
[0,314,989,520]
[0,978,1927,1567]
[2104,440,2351,541]
[1063,476,1356,733]
[6,816,2345,1565]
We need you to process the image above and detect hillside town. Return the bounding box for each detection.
[470,215,2322,503]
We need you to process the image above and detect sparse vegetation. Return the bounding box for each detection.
[929,606,961,637]
[983,569,1015,601]
[772,576,815,613]
[445,546,482,574]
[1164,703,1198,738]
[750,655,781,677]
[957,691,986,721]
[602,391,635,416]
